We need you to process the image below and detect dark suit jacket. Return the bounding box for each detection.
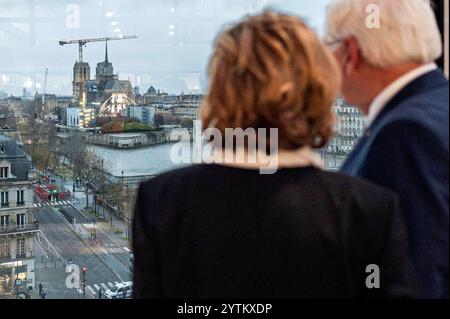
[341,69,449,298]
[133,165,416,298]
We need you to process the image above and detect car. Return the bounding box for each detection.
[104,281,133,299]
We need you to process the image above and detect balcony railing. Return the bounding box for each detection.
[1,202,10,208]
[0,255,12,264]
[0,254,34,264]
[16,201,25,206]
[16,252,26,259]
[0,222,39,235]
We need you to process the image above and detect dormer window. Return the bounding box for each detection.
[0,147,4,154]
[0,167,8,178]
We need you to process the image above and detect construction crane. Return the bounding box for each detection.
[59,35,138,107]
[59,35,138,63]
[42,67,48,114]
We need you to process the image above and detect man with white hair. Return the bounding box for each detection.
[325,0,448,298]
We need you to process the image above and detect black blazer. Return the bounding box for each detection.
[133,164,416,298]
[341,70,449,298]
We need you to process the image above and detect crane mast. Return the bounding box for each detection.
[42,68,48,113]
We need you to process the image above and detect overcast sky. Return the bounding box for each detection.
[0,0,330,96]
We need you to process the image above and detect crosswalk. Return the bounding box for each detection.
[33,200,72,208]
[77,281,120,296]
[102,246,130,255]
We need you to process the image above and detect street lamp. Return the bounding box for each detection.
[121,170,124,220]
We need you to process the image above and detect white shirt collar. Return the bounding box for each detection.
[366,63,438,127]
[209,146,323,174]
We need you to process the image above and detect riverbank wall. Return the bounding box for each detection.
[84,131,169,149]
[83,128,192,149]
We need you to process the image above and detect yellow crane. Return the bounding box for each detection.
[59,35,138,107]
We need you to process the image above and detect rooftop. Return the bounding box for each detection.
[0,134,31,180]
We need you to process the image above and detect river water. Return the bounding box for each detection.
[90,142,191,177]
[90,141,336,177]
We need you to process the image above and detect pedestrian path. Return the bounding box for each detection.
[33,200,73,208]
[101,243,131,255]
[77,281,121,297]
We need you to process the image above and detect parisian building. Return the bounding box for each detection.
[122,105,156,127]
[0,135,38,295]
[320,98,366,170]
[146,89,203,121]
[66,107,95,128]
[37,94,72,112]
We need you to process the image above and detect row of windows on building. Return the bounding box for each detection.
[0,213,26,229]
[324,139,359,154]
[337,118,365,128]
[334,106,361,114]
[0,190,25,207]
[0,238,26,259]
[0,167,8,178]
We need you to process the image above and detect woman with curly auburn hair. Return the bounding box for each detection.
[133,11,416,298]
[201,11,340,151]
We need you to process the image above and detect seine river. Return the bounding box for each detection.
[90,142,192,177]
[90,141,337,177]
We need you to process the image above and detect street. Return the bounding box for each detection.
[34,199,132,299]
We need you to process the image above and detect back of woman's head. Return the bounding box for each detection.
[201,11,341,150]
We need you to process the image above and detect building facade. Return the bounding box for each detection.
[40,94,72,112]
[66,107,95,128]
[320,98,366,170]
[173,106,199,121]
[122,105,156,127]
[146,92,203,110]
[83,43,134,116]
[72,62,90,103]
[0,135,37,296]
[0,96,23,113]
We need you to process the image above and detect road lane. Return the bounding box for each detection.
[63,204,132,277]
[35,207,122,290]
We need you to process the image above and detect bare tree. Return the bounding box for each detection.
[0,265,13,298]
[60,131,99,208]
[43,118,60,170]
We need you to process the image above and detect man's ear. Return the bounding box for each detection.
[344,37,360,75]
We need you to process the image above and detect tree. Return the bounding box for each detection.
[123,122,153,132]
[60,131,99,208]
[101,121,123,133]
[43,119,60,170]
[100,182,123,226]
[53,105,65,122]
[0,265,13,298]
[81,152,96,207]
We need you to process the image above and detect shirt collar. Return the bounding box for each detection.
[366,63,438,127]
[209,146,323,174]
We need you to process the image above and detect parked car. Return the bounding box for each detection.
[104,281,133,299]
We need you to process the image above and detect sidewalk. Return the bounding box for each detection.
[85,206,131,250]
